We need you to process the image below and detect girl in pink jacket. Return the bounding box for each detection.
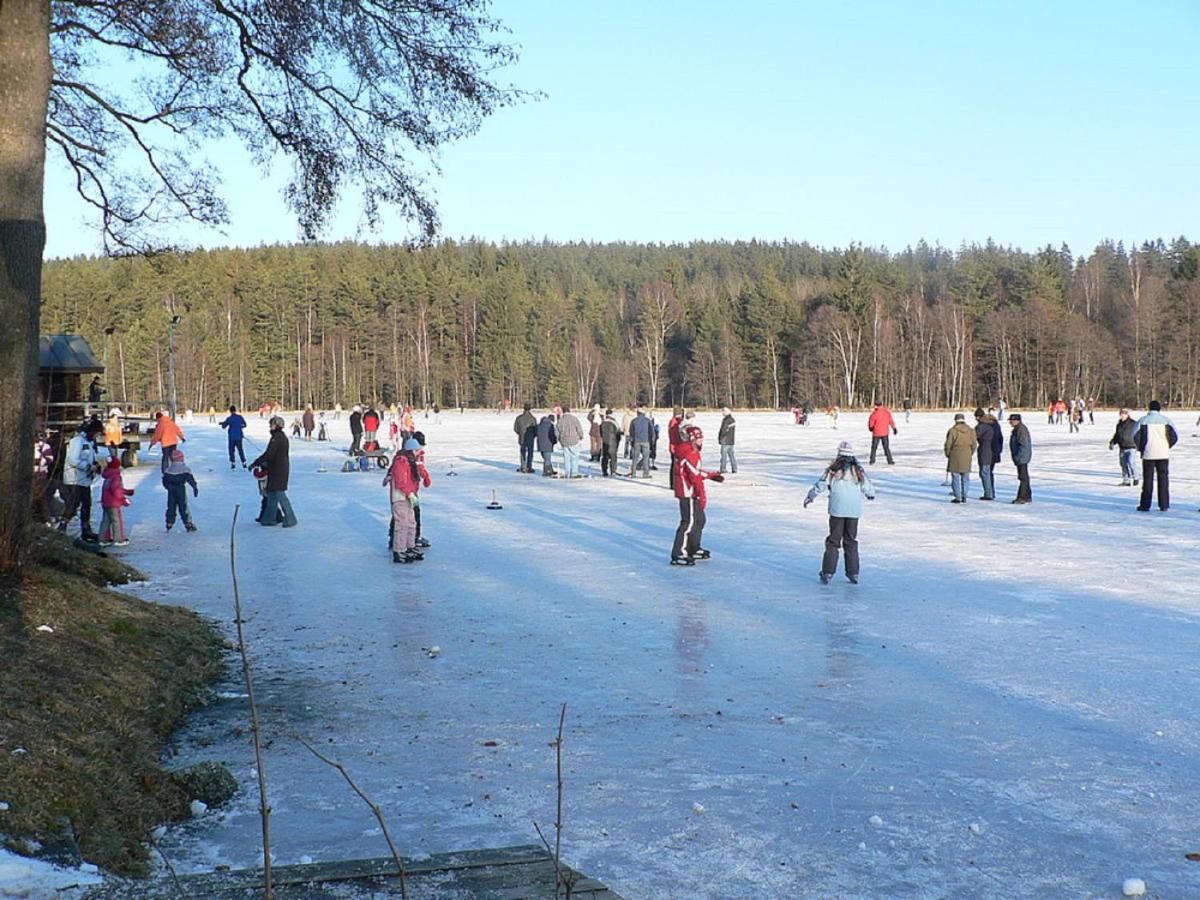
[384,438,430,564]
[99,456,134,545]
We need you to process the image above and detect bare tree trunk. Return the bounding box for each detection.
[0,0,49,572]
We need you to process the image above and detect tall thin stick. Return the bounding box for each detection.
[230,505,272,898]
[149,837,185,898]
[294,734,409,900]
[554,702,567,899]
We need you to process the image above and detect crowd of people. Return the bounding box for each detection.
[36,391,1191,584]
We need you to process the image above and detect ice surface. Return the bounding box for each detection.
[76,409,1200,896]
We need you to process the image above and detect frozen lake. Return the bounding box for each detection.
[111,407,1200,897]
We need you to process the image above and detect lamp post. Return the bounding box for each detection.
[103,326,115,403]
[167,315,182,420]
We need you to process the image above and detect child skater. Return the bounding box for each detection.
[162,447,199,532]
[99,455,134,545]
[384,438,429,563]
[804,440,875,584]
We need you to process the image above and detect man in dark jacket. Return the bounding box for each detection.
[536,414,558,476]
[630,407,654,477]
[1108,407,1139,486]
[349,405,364,455]
[250,416,297,526]
[600,409,621,477]
[973,407,1003,500]
[1008,413,1032,504]
[513,404,537,473]
[717,407,737,474]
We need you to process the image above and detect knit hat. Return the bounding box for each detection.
[836,440,854,457]
[973,407,985,418]
[954,413,965,421]
[685,425,704,442]
[1008,413,1022,421]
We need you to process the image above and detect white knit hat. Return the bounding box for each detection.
[836,441,854,456]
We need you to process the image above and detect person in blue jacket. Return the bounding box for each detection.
[804,441,875,584]
[1008,413,1032,504]
[220,405,248,469]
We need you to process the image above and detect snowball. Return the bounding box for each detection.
[299,855,314,865]
[692,802,705,814]
[868,815,884,828]
[151,826,167,841]
[189,799,208,817]
[1122,878,1146,896]
[857,842,867,851]
[79,863,98,875]
[35,625,53,634]
[0,802,8,812]
[968,822,983,835]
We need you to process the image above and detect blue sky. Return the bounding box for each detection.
[42,0,1199,258]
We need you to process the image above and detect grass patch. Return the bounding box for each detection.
[0,531,225,875]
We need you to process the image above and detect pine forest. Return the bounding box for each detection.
[40,237,1200,413]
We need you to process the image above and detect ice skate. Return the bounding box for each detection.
[818,572,832,584]
[670,556,695,567]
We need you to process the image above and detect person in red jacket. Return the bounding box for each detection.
[384,438,430,563]
[99,455,134,545]
[670,425,723,566]
[667,407,684,491]
[866,401,897,465]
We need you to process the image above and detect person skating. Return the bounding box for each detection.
[384,438,428,563]
[349,404,364,455]
[630,406,654,477]
[61,419,105,541]
[804,440,875,584]
[1008,413,1032,504]
[902,397,912,423]
[1134,400,1177,511]
[220,405,248,468]
[513,403,537,473]
[867,401,897,465]
[557,405,585,478]
[717,407,737,474]
[944,413,978,503]
[670,425,724,565]
[536,413,558,476]
[148,409,185,473]
[973,407,1003,500]
[1108,408,1139,486]
[600,409,621,477]
[99,454,133,545]
[302,404,316,441]
[162,448,199,532]
[250,415,298,527]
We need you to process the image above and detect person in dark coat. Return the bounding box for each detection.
[973,407,1003,500]
[1008,413,1032,504]
[536,414,558,476]
[600,409,622,477]
[1108,407,1139,486]
[717,407,737,474]
[513,404,537,473]
[349,404,364,455]
[250,416,297,526]
[162,448,199,532]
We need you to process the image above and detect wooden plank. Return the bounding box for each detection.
[86,845,623,899]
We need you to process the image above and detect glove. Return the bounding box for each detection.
[892,427,898,435]
[803,496,813,508]
[423,476,432,488]
[709,473,724,482]
[193,487,199,497]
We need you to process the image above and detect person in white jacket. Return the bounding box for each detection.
[60,419,106,541]
[1134,400,1178,511]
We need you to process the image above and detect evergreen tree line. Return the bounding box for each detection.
[40,237,1200,414]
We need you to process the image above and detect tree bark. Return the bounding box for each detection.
[0,0,51,574]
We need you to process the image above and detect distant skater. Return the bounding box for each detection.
[220,405,248,469]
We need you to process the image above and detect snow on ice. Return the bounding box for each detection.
[25,408,1200,897]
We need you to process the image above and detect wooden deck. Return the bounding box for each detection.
[89,844,623,899]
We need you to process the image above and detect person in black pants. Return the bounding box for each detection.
[1134,401,1178,511]
[349,404,364,455]
[1008,413,1033,504]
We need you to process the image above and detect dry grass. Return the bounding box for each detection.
[0,531,225,875]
